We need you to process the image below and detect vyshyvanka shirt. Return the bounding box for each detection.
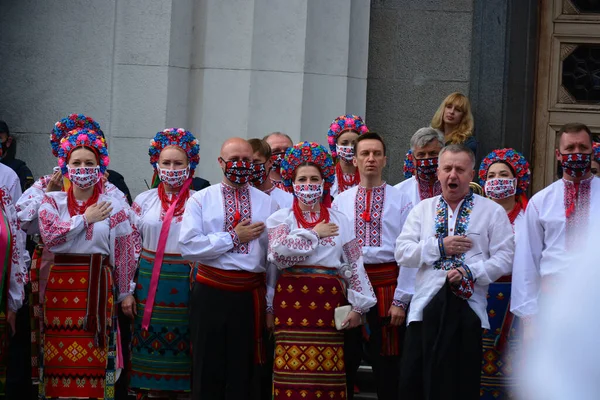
[511,177,600,318]
[38,191,140,302]
[332,183,413,304]
[395,194,514,329]
[266,207,377,314]
[0,186,26,312]
[178,183,277,272]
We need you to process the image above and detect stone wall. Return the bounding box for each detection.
[0,0,371,196]
[366,0,474,184]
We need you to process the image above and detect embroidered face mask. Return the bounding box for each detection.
[293,183,323,206]
[221,158,254,184]
[270,152,286,170]
[416,157,438,179]
[560,152,592,178]
[68,166,100,189]
[250,162,268,186]
[158,166,189,188]
[484,178,516,200]
[336,145,355,163]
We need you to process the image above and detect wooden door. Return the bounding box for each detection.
[533,0,600,192]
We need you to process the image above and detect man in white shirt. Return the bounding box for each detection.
[395,144,514,399]
[511,123,600,331]
[248,138,293,209]
[179,137,276,400]
[395,127,444,204]
[333,132,413,400]
[263,132,293,190]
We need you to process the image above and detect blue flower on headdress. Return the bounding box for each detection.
[478,148,531,195]
[149,128,200,172]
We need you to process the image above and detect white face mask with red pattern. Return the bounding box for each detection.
[484,178,516,200]
[68,166,101,189]
[158,166,190,188]
[293,183,323,206]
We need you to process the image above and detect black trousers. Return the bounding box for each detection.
[365,308,403,400]
[343,327,363,400]
[399,284,482,400]
[251,331,274,400]
[190,283,255,400]
[5,291,33,399]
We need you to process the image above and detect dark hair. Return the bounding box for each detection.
[559,122,593,146]
[248,138,272,160]
[354,132,386,156]
[486,160,516,179]
[0,121,8,135]
[292,161,322,180]
[0,121,16,163]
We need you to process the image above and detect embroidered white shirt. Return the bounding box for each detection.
[0,186,26,312]
[179,183,277,273]
[511,177,600,318]
[266,207,377,313]
[332,183,413,304]
[395,194,514,329]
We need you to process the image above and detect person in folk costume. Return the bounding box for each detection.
[477,148,531,399]
[327,115,369,198]
[0,186,27,395]
[591,142,600,177]
[264,132,294,191]
[124,129,200,399]
[331,133,413,400]
[395,144,514,400]
[396,128,445,203]
[179,138,276,400]
[15,113,130,384]
[38,128,140,399]
[248,138,293,209]
[265,141,376,400]
[511,123,600,339]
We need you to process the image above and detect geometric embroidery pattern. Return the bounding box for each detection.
[222,184,252,254]
[354,185,385,247]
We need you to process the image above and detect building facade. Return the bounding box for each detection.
[0,0,597,196]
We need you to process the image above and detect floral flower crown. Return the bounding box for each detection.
[281,141,335,191]
[148,128,200,172]
[57,129,110,176]
[403,149,415,178]
[327,114,369,158]
[593,142,600,163]
[478,148,531,195]
[51,114,104,157]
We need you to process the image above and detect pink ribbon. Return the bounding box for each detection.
[0,207,10,299]
[141,178,192,331]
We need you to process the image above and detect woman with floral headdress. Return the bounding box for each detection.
[38,128,139,399]
[126,128,199,399]
[327,115,369,197]
[16,113,130,383]
[478,148,531,399]
[266,141,376,399]
[431,92,478,157]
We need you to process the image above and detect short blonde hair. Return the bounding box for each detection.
[431,92,474,145]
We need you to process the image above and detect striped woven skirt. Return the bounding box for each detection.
[41,253,117,400]
[129,249,192,394]
[273,266,347,400]
[481,276,519,399]
[30,243,54,383]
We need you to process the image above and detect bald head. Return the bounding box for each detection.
[220,137,254,162]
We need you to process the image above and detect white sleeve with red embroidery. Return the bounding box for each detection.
[178,195,236,261]
[15,175,50,233]
[1,190,25,312]
[39,194,88,252]
[266,209,319,270]
[342,236,377,314]
[109,206,141,303]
